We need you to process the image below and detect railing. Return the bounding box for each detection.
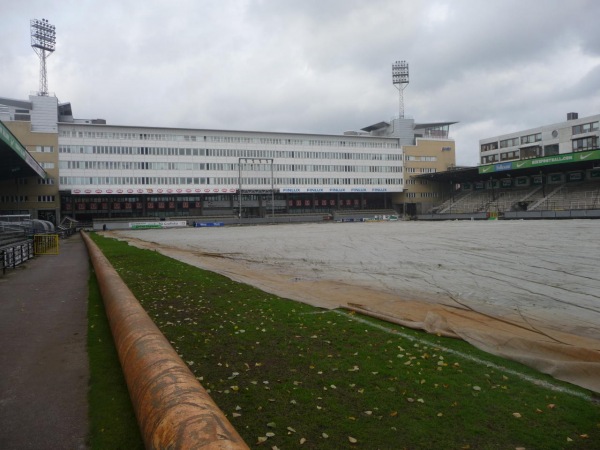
[1,241,35,275]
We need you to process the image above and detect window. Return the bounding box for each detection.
[572,121,599,135]
[500,137,519,148]
[480,142,498,152]
[35,145,54,153]
[520,133,542,145]
[572,136,598,152]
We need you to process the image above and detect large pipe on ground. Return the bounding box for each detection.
[82,231,249,450]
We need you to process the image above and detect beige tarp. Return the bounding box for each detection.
[109,220,600,393]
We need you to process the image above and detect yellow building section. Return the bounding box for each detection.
[34,234,59,255]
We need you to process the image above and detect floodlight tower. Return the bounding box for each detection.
[392,60,409,118]
[30,18,56,96]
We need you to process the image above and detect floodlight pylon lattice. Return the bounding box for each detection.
[30,18,56,96]
[392,60,409,119]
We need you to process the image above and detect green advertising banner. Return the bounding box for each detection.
[478,149,600,174]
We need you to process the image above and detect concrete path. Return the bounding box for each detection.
[0,234,89,450]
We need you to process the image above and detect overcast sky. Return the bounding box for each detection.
[1,0,600,165]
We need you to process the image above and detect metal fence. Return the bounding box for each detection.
[34,234,59,255]
[1,241,35,275]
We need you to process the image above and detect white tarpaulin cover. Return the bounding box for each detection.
[110,220,600,393]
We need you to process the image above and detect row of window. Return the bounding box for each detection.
[482,124,600,153]
[405,167,437,173]
[572,121,599,135]
[482,132,543,152]
[32,145,54,153]
[480,144,561,164]
[59,159,402,174]
[405,155,437,161]
[573,136,598,151]
[0,195,55,203]
[59,129,398,149]
[59,176,403,186]
[58,145,402,161]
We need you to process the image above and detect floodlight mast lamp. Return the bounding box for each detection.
[30,18,56,96]
[392,60,409,119]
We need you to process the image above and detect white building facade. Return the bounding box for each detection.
[1,94,456,221]
[479,112,600,165]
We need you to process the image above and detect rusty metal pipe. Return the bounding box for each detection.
[82,232,249,450]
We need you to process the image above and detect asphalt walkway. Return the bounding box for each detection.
[0,234,89,450]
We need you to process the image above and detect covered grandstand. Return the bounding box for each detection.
[416,149,600,220]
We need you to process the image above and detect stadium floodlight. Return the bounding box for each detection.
[31,18,56,96]
[392,60,409,119]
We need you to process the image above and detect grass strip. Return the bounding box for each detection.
[90,232,599,449]
[87,267,144,449]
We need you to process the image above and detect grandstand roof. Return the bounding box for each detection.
[0,120,47,181]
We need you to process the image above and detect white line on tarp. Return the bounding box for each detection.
[327,310,593,401]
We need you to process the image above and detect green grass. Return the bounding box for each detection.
[87,268,144,449]
[89,232,600,449]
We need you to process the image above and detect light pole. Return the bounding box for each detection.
[392,61,409,119]
[30,18,56,96]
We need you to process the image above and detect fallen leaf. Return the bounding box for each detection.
[348,436,358,443]
[512,413,522,418]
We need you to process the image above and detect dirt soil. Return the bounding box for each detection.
[108,220,600,393]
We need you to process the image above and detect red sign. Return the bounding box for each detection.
[182,202,189,208]
[186,189,192,193]
[169,201,175,209]
[304,200,310,206]
[147,202,154,209]
[90,203,98,210]
[158,202,165,209]
[101,203,108,210]
[74,189,81,194]
[125,202,132,209]
[288,200,294,206]
[330,200,335,206]
[195,201,201,208]
[295,200,302,206]
[65,203,72,210]
[113,202,121,210]
[136,202,143,209]
[321,200,327,206]
[77,203,85,210]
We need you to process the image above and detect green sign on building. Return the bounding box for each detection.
[478,149,600,174]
